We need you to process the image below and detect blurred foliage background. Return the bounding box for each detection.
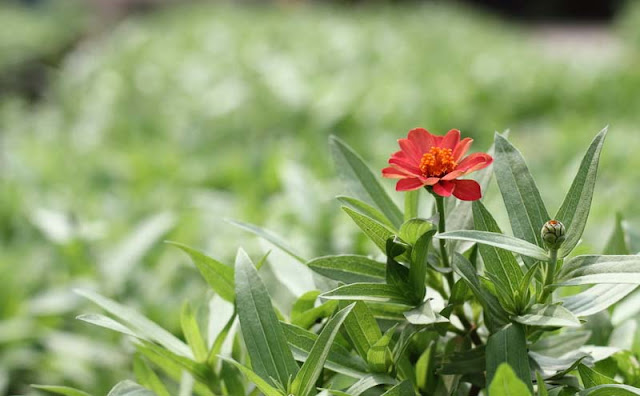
[2,0,640,394]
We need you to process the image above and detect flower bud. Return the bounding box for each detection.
[541,220,566,250]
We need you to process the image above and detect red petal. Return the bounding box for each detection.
[396,178,426,191]
[441,129,461,150]
[424,177,440,186]
[407,128,435,153]
[455,153,493,174]
[382,166,411,179]
[441,170,464,181]
[452,179,482,201]
[432,180,455,197]
[389,157,422,176]
[398,138,422,162]
[452,137,473,162]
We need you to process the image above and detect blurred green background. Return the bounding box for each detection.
[2,0,640,394]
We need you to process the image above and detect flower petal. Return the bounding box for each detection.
[396,178,426,191]
[398,138,422,162]
[455,153,493,174]
[432,180,455,197]
[408,128,435,153]
[423,177,440,186]
[452,179,482,201]
[441,129,461,150]
[441,170,465,181]
[382,166,411,179]
[452,137,473,162]
[389,157,422,176]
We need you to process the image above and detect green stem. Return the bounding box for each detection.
[433,193,455,291]
[539,248,558,303]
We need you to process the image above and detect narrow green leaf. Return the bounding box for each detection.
[486,323,533,392]
[227,219,306,263]
[580,384,640,395]
[282,322,368,378]
[416,343,435,392]
[604,213,630,255]
[291,304,355,396]
[75,289,192,358]
[530,331,591,358]
[557,255,640,286]
[291,291,338,329]
[513,303,581,328]
[404,190,420,222]
[180,302,208,362]
[340,301,383,361]
[133,355,172,396]
[133,340,209,383]
[398,219,434,246]
[207,310,236,366]
[403,300,448,326]
[76,313,139,338]
[31,385,92,396]
[337,196,396,230]
[438,230,548,261]
[345,374,397,396]
[452,253,510,331]
[494,133,550,257]
[561,284,637,317]
[219,358,284,396]
[367,324,396,373]
[330,135,403,228]
[220,360,245,396]
[578,363,617,388]
[342,206,396,254]
[555,127,608,257]
[440,346,486,375]
[307,255,386,284]
[107,380,155,396]
[320,283,412,305]
[408,230,436,303]
[488,363,533,396]
[536,371,548,396]
[167,241,235,302]
[380,380,414,396]
[234,248,298,388]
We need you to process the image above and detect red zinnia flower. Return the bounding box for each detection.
[382,128,493,201]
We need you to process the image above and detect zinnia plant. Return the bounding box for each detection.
[36,127,640,396]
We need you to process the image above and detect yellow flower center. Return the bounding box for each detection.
[419,147,457,178]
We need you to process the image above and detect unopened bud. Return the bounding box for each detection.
[541,220,565,250]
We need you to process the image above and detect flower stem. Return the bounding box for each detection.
[433,193,455,291]
[539,248,558,303]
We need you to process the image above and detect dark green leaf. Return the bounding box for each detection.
[330,135,403,228]
[307,255,386,284]
[488,363,533,396]
[408,230,436,303]
[380,380,415,396]
[219,358,284,396]
[234,248,298,388]
[291,291,338,329]
[556,127,608,257]
[342,206,396,254]
[345,374,397,396]
[340,301,382,361]
[578,363,617,388]
[440,346,486,375]
[486,323,533,392]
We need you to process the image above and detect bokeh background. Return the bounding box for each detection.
[2,0,640,394]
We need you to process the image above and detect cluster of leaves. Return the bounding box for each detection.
[37,129,640,395]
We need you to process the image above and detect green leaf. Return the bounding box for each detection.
[31,385,93,396]
[440,346,486,375]
[342,206,396,254]
[167,241,235,302]
[403,300,449,326]
[580,384,640,395]
[133,355,171,396]
[307,255,386,284]
[367,324,396,372]
[330,135,403,228]
[207,310,236,366]
[561,284,637,317]
[337,196,396,230]
[557,255,640,286]
[76,313,139,338]
[488,363,533,396]
[219,358,284,396]
[345,374,397,396]
[578,363,617,388]
[604,212,631,255]
[234,248,298,388]
[555,127,608,257]
[408,230,436,303]
[75,289,192,358]
[452,253,510,331]
[438,230,549,261]
[220,360,245,396]
[320,283,412,305]
[291,291,339,329]
[107,380,155,396]
[380,380,414,396]
[291,304,355,396]
[282,322,368,378]
[180,302,208,362]
[536,371,548,396]
[227,219,306,263]
[530,331,591,358]
[416,342,435,392]
[513,303,581,328]
[486,323,533,392]
[340,301,383,361]
[404,190,420,222]
[398,219,434,246]
[133,340,209,384]
[494,133,550,259]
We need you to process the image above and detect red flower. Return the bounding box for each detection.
[382,128,493,201]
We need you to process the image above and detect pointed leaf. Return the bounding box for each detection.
[380,380,414,396]
[234,248,298,388]
[307,255,386,284]
[578,363,617,388]
[556,127,608,257]
[338,196,396,230]
[404,190,420,222]
[486,323,533,392]
[227,219,305,263]
[330,135,403,228]
[320,283,412,305]
[107,380,155,396]
[345,374,397,396]
[291,304,355,396]
[219,358,284,396]
[403,300,449,326]
[604,212,630,255]
[438,230,548,261]
[31,386,92,396]
[489,363,533,396]
[180,302,208,362]
[342,206,396,254]
[167,241,234,302]
[367,324,396,372]
[133,355,171,396]
[340,301,382,361]
[561,284,637,317]
[408,230,436,303]
[557,255,640,286]
[513,303,581,328]
[580,384,640,395]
